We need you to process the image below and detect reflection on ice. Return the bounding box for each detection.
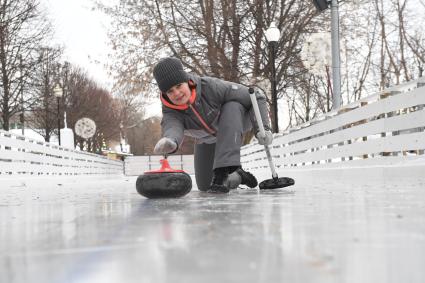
[1,167,425,283]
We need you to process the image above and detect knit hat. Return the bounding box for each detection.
[153,57,189,93]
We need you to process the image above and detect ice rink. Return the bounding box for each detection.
[1,164,424,283]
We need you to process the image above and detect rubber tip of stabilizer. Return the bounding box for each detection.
[136,172,192,199]
[259,177,295,190]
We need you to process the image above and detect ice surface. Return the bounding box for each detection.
[1,165,425,283]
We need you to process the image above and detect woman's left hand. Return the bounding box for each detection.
[256,130,273,146]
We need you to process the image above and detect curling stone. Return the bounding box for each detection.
[136,158,192,199]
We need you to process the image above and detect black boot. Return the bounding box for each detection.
[207,167,235,193]
[236,168,258,188]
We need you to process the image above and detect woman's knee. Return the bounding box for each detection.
[221,101,245,114]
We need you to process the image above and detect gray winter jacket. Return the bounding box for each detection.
[161,74,270,147]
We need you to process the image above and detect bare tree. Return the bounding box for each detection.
[327,0,423,101]
[0,0,51,130]
[113,83,145,149]
[400,4,425,78]
[340,2,379,101]
[374,0,414,88]
[287,72,329,126]
[99,0,425,133]
[27,46,63,141]
[64,67,121,153]
[126,116,161,155]
[97,0,317,127]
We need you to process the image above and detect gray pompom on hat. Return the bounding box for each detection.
[153,57,189,93]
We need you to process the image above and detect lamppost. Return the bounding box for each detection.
[265,22,280,133]
[311,0,341,110]
[19,55,24,135]
[53,84,63,145]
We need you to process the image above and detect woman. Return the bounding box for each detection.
[152,57,273,193]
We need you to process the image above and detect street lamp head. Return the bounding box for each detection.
[53,84,63,98]
[265,22,280,43]
[312,0,330,12]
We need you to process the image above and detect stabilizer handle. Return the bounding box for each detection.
[248,87,278,179]
[248,87,266,137]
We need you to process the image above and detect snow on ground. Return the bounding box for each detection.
[1,165,425,283]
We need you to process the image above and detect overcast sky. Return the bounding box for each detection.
[40,0,164,117]
[40,0,425,121]
[42,0,114,89]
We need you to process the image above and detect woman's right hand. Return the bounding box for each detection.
[154,137,178,155]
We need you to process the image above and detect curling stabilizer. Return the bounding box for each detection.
[136,158,192,198]
[248,87,295,190]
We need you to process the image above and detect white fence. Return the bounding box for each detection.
[242,78,425,171]
[0,130,123,178]
[126,79,425,177]
[6,78,422,180]
[124,155,195,176]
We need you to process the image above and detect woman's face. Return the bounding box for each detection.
[166,82,191,105]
